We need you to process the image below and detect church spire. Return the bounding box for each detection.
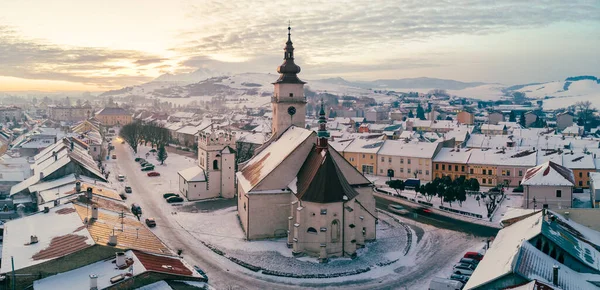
[316,100,330,149]
[275,25,305,84]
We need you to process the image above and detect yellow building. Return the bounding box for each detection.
[95,107,132,126]
[432,148,472,181]
[341,138,384,175]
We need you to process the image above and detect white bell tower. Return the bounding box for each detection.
[271,26,307,138]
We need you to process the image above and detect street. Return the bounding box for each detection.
[107,140,483,289]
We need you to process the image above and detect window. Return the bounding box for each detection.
[507,170,510,176]
[407,159,411,164]
[436,164,439,170]
[579,181,583,186]
[379,169,383,174]
[331,220,340,242]
[455,165,458,171]
[213,160,219,170]
[426,170,429,175]
[418,170,423,174]
[388,157,392,163]
[307,227,317,234]
[381,157,384,162]
[461,166,465,172]
[370,155,373,159]
[320,209,327,215]
[289,93,294,97]
[400,168,404,173]
[556,190,562,197]
[482,179,486,184]
[488,179,492,184]
[442,165,446,170]
[470,168,474,174]
[519,170,523,177]
[408,168,411,174]
[400,158,404,164]
[350,157,355,162]
[588,172,590,177]
[579,172,583,178]
[362,154,365,158]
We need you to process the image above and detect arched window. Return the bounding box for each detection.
[213,160,219,170]
[307,227,317,234]
[331,220,340,242]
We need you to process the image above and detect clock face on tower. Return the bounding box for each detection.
[287,106,296,116]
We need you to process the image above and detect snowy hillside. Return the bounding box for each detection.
[514,79,600,110]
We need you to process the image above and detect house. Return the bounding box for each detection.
[562,125,583,137]
[563,153,595,188]
[0,105,22,121]
[556,112,575,131]
[524,111,542,127]
[236,29,376,260]
[95,107,132,126]
[480,124,507,135]
[376,140,441,182]
[341,138,384,175]
[457,111,474,125]
[521,161,574,209]
[465,210,600,289]
[48,105,93,122]
[177,126,236,201]
[487,111,504,125]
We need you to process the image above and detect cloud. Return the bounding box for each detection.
[0,25,157,87]
[134,58,167,66]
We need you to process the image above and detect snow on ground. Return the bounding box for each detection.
[448,84,506,101]
[175,206,409,276]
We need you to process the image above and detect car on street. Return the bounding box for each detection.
[147,171,160,177]
[450,273,470,283]
[141,165,155,171]
[119,193,127,200]
[387,204,409,215]
[112,154,117,159]
[117,175,125,182]
[163,193,179,199]
[464,251,484,261]
[193,265,208,281]
[135,157,142,162]
[124,186,132,193]
[452,263,475,275]
[145,218,156,227]
[166,196,184,203]
[459,258,479,267]
[418,207,433,214]
[131,203,142,216]
[429,277,463,290]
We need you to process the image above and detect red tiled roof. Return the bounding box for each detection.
[133,251,193,276]
[31,234,92,260]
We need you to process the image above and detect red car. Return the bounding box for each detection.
[147,171,160,177]
[464,251,484,261]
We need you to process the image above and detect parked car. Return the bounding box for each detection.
[147,171,160,177]
[124,186,132,193]
[140,161,149,167]
[429,277,464,290]
[145,218,156,227]
[112,154,117,159]
[450,273,470,283]
[117,175,125,182]
[131,203,142,216]
[418,207,432,214]
[134,157,142,162]
[149,149,157,153]
[388,204,409,215]
[459,258,479,267]
[193,265,208,281]
[464,252,484,261]
[141,165,155,171]
[119,193,127,200]
[163,193,179,199]
[166,196,184,203]
[452,263,475,275]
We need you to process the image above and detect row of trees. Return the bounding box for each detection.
[388,176,480,207]
[119,121,170,155]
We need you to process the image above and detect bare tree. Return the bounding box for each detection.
[119,122,143,154]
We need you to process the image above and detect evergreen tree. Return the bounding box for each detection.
[157,145,168,165]
[509,111,516,122]
[388,179,405,195]
[408,110,414,118]
[519,112,526,127]
[416,104,426,120]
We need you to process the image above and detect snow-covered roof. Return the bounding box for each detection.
[178,166,206,182]
[378,140,440,158]
[343,138,384,154]
[521,161,575,186]
[481,124,506,131]
[329,139,354,152]
[467,148,537,167]
[176,125,199,135]
[0,203,95,273]
[237,126,314,192]
[562,125,583,135]
[562,153,596,169]
[433,147,472,163]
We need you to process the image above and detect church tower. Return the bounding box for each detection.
[272,26,307,138]
[197,125,237,198]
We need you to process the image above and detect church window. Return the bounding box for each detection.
[244,203,246,210]
[331,220,340,242]
[320,209,327,215]
[213,160,219,170]
[289,93,293,97]
[307,227,317,234]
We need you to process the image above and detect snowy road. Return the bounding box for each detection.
[107,140,480,289]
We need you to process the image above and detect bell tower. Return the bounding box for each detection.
[272,25,307,138]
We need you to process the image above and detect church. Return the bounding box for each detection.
[237,27,377,261]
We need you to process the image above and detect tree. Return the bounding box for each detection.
[519,112,526,127]
[468,178,480,192]
[416,104,426,120]
[408,110,414,118]
[456,186,467,206]
[424,182,437,202]
[509,111,516,122]
[443,186,456,207]
[436,183,446,205]
[157,145,168,165]
[388,179,405,195]
[119,122,143,154]
[512,92,526,104]
[392,101,399,108]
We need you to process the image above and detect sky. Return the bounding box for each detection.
[0,0,599,92]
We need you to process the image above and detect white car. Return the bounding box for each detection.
[118,175,125,182]
[388,204,409,215]
[453,263,475,275]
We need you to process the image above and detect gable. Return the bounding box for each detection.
[328,144,371,185]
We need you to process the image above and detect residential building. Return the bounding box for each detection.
[0,106,22,121]
[364,107,388,122]
[95,107,132,126]
[590,172,600,208]
[376,140,441,182]
[178,126,236,201]
[524,111,541,127]
[48,105,93,122]
[563,153,595,188]
[456,110,474,125]
[562,125,583,137]
[465,211,600,289]
[236,28,376,260]
[467,149,499,187]
[480,124,507,135]
[342,138,384,175]
[521,161,574,209]
[556,112,574,131]
[433,147,472,181]
[487,111,504,125]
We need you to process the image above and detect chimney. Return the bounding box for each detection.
[91,205,98,220]
[86,187,93,200]
[108,234,118,246]
[53,151,57,161]
[553,265,559,286]
[43,206,50,213]
[115,252,127,268]
[39,172,44,180]
[89,274,98,290]
[53,199,60,207]
[76,181,81,192]
[30,235,38,244]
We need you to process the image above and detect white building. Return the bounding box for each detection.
[177,125,236,201]
[236,27,376,261]
[521,161,575,209]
